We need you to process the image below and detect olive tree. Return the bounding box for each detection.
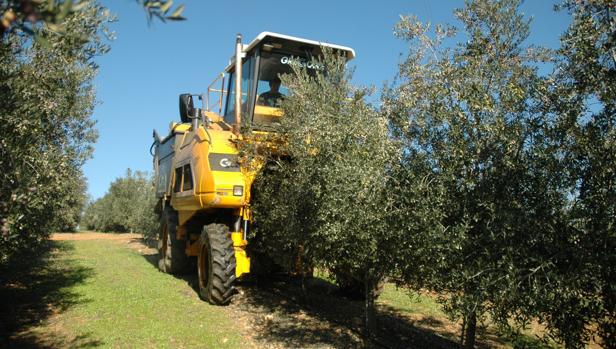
[248,52,400,332]
[382,0,566,347]
[519,1,615,347]
[81,169,158,238]
[0,2,110,264]
[0,0,184,37]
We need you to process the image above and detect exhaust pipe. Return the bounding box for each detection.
[234,34,243,135]
[192,108,199,131]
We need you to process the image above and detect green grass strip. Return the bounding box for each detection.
[34,239,242,348]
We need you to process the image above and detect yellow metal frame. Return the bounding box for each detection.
[231,232,250,277]
[164,115,258,278]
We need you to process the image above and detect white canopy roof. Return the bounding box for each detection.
[225,31,355,72]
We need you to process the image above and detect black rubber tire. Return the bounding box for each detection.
[198,223,236,305]
[158,208,189,274]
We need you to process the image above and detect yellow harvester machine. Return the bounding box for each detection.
[151,32,354,304]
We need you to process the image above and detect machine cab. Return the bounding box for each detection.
[221,32,355,130]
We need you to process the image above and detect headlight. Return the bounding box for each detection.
[233,185,243,197]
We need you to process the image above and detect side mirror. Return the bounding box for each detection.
[179,93,195,123]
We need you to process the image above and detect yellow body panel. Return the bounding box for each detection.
[231,232,250,277]
[170,122,191,133]
[165,121,256,277]
[253,105,283,125]
[170,127,248,212]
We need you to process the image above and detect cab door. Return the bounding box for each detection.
[223,54,255,126]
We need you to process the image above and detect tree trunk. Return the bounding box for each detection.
[459,316,466,348]
[364,271,377,336]
[463,311,477,349]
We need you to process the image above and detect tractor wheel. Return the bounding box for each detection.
[158,208,188,274]
[198,223,236,305]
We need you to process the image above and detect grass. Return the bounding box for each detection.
[379,284,446,319]
[1,235,569,348]
[377,284,561,349]
[2,239,243,348]
[309,269,562,348]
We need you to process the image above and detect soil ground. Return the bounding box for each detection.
[51,232,142,241]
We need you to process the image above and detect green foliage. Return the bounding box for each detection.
[383,0,569,347]
[81,169,158,238]
[0,2,110,264]
[516,1,615,347]
[139,0,186,22]
[51,172,89,232]
[0,0,185,38]
[247,51,399,329]
[383,0,615,347]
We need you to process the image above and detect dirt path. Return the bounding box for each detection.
[51,232,142,241]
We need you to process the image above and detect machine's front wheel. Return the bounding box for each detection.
[198,223,236,305]
[158,208,188,274]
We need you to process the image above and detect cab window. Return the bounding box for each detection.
[255,52,292,107]
[252,51,322,129]
[173,167,182,193]
[224,56,254,124]
[182,164,193,191]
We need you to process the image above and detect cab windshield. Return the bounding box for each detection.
[252,51,322,129]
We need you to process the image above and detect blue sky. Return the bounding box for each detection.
[85,0,570,199]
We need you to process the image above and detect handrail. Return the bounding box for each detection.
[206,72,227,115]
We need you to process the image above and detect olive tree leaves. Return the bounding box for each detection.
[81,170,158,238]
[0,3,110,264]
[0,0,185,38]
[385,0,615,347]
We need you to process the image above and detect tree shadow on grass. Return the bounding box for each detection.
[0,241,101,348]
[233,275,462,349]
[138,244,460,348]
[376,299,558,349]
[238,275,562,349]
[137,241,554,349]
